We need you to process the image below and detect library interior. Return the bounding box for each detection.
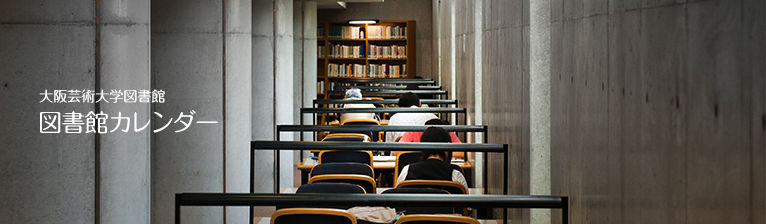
[1,0,765,224]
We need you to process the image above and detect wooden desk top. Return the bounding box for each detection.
[297,158,472,170]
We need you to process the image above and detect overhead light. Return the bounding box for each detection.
[348,19,379,24]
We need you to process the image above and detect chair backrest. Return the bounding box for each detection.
[395,180,467,195]
[322,133,371,142]
[394,151,422,181]
[340,118,381,142]
[381,188,452,214]
[309,174,377,193]
[271,208,357,224]
[310,162,375,178]
[296,182,367,194]
[394,214,479,224]
[319,150,373,166]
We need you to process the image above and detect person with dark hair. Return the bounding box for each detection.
[396,119,464,159]
[385,92,438,142]
[394,127,468,189]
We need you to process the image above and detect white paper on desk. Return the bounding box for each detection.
[451,158,464,163]
[304,158,318,165]
[373,156,396,162]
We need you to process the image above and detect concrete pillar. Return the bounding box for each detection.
[472,0,483,188]
[99,0,152,223]
[530,0,551,223]
[151,0,225,223]
[274,0,295,189]
[294,0,318,153]
[252,0,294,193]
[0,0,152,223]
[0,1,97,223]
[224,0,253,223]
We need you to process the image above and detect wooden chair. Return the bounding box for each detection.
[271,208,357,224]
[395,214,479,224]
[395,180,466,195]
[395,180,468,215]
[296,182,367,194]
[381,188,453,214]
[393,151,422,182]
[309,174,377,193]
[340,118,382,142]
[318,150,373,167]
[310,162,375,179]
[322,133,372,142]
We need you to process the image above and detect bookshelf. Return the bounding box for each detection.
[316,21,417,100]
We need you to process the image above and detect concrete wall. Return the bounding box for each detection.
[549,0,766,223]
[318,0,434,78]
[436,0,766,223]
[434,0,530,222]
[151,0,252,223]
[0,0,152,223]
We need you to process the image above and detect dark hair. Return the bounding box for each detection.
[424,119,448,125]
[419,127,451,161]
[398,92,420,108]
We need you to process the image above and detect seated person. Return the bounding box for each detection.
[339,88,377,123]
[385,92,437,142]
[396,119,464,159]
[395,127,468,190]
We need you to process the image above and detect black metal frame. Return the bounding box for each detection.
[300,107,467,128]
[250,141,508,222]
[313,99,457,107]
[327,90,448,96]
[177,193,568,224]
[333,85,443,90]
[276,125,490,191]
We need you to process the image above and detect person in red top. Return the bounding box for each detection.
[396,119,464,159]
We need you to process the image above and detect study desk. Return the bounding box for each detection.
[175,193,569,224]
[253,217,501,224]
[296,157,472,185]
[280,187,484,195]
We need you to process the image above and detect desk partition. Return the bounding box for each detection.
[300,107,467,126]
[176,193,568,224]
[333,85,443,90]
[327,90,448,96]
[276,125,490,190]
[313,99,457,107]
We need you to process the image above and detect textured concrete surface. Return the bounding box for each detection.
[434,1,530,222]
[529,0,551,223]
[251,0,276,194]
[318,0,433,78]
[275,0,295,188]
[436,1,765,224]
[151,0,225,223]
[98,0,151,223]
[0,24,97,223]
[294,0,318,145]
[251,0,295,192]
[224,0,252,223]
[0,0,152,223]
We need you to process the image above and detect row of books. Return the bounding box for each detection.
[326,44,365,58]
[328,63,368,78]
[327,63,407,78]
[368,45,407,59]
[329,26,364,39]
[317,26,325,39]
[367,25,406,39]
[368,64,407,78]
[317,80,325,94]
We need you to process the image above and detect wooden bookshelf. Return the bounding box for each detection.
[316,20,417,100]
